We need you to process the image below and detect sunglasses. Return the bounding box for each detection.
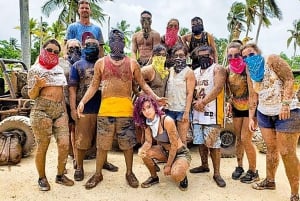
[172,53,186,59]
[45,48,60,55]
[227,53,241,59]
[198,54,210,58]
[242,52,255,59]
[154,52,167,57]
[68,46,80,50]
[85,42,98,47]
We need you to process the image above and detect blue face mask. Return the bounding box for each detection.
[83,45,99,62]
[244,54,265,82]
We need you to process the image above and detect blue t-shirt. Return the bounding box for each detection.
[69,59,101,114]
[65,22,104,45]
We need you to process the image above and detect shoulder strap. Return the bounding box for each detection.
[161,115,167,130]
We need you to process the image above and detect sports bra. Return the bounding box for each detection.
[154,116,170,143]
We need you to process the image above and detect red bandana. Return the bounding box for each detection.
[39,48,59,70]
[165,27,179,47]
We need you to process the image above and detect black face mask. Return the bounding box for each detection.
[192,24,204,35]
[83,46,99,62]
[67,48,81,64]
[173,58,187,73]
[198,56,213,69]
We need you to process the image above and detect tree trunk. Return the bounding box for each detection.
[19,0,31,68]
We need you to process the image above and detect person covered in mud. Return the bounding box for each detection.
[59,38,82,168]
[225,41,259,183]
[160,18,184,68]
[69,37,118,182]
[182,17,218,69]
[133,95,191,191]
[164,44,195,146]
[28,39,74,191]
[189,45,226,188]
[241,43,300,201]
[77,29,165,190]
[131,10,161,66]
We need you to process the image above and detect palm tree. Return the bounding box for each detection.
[114,20,133,50]
[41,0,113,26]
[244,0,256,39]
[47,21,67,43]
[179,27,190,36]
[254,0,282,43]
[227,1,246,41]
[19,0,30,68]
[287,19,300,57]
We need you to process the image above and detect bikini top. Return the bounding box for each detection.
[154,116,170,143]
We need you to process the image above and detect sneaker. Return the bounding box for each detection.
[213,175,226,187]
[189,166,210,173]
[252,178,276,190]
[291,194,300,201]
[38,177,50,191]
[179,176,188,191]
[74,168,84,181]
[85,173,103,190]
[55,175,74,186]
[141,176,159,188]
[232,167,244,180]
[126,172,139,188]
[240,170,259,184]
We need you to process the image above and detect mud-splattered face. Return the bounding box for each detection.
[140,13,152,35]
[142,101,155,120]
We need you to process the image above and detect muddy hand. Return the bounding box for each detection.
[77,102,85,118]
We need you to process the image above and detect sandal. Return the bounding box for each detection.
[252,178,276,190]
[189,166,210,173]
[85,174,103,190]
[291,194,300,201]
[213,175,226,187]
[126,172,139,188]
[141,176,159,188]
[103,162,119,172]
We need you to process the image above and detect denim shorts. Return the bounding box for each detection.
[257,108,300,133]
[192,124,221,148]
[164,109,192,121]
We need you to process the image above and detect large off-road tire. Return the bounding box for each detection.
[220,129,236,158]
[0,116,35,157]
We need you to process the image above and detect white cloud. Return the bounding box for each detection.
[0,0,299,57]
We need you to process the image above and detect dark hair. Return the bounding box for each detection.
[191,45,214,57]
[133,95,164,128]
[167,18,179,27]
[152,44,167,55]
[191,16,203,24]
[141,10,152,17]
[171,44,188,56]
[42,39,61,52]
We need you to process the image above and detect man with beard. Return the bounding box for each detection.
[64,0,104,58]
[69,37,118,182]
[164,44,195,146]
[131,10,161,66]
[190,45,226,188]
[160,18,184,68]
[77,29,165,189]
[182,17,218,69]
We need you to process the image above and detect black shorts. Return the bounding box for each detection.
[232,107,249,118]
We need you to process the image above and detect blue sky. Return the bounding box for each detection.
[0,0,299,57]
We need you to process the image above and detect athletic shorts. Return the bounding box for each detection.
[257,108,300,133]
[192,124,221,148]
[96,117,136,151]
[232,107,249,118]
[75,113,97,150]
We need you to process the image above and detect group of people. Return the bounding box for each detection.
[26,0,300,200]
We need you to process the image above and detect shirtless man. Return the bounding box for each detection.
[131,10,161,67]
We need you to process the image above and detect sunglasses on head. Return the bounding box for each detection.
[45,48,60,55]
[242,52,255,59]
[227,53,241,59]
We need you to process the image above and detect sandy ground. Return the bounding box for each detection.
[0,139,298,201]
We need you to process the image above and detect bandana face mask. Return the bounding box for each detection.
[244,54,265,82]
[39,48,59,70]
[198,55,213,69]
[152,56,168,79]
[109,29,125,61]
[173,58,187,73]
[165,27,179,47]
[68,47,81,64]
[229,57,246,74]
[83,43,99,62]
[192,24,204,35]
[141,17,152,39]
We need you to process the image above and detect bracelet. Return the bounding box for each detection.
[281,100,291,106]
